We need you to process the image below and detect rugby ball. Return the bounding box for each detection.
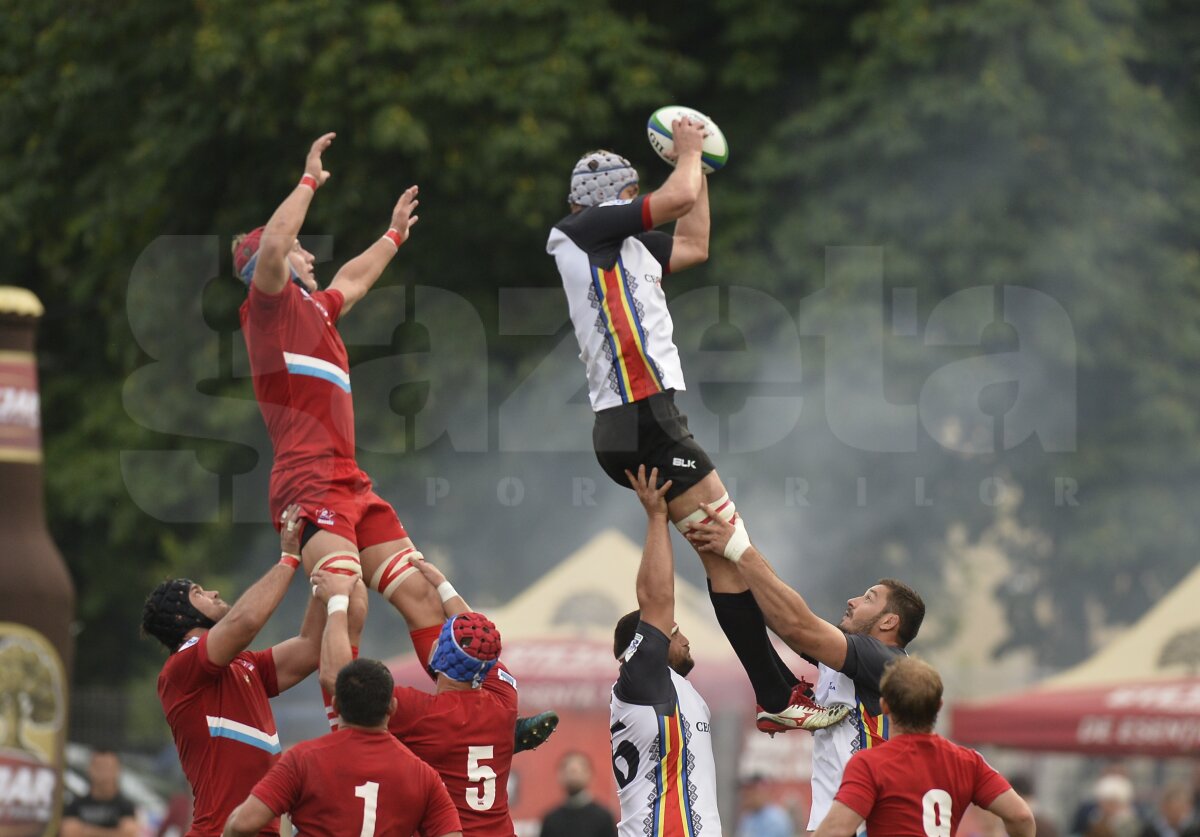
[647,105,729,174]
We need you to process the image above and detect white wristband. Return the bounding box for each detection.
[327,595,350,615]
[436,581,458,603]
[724,517,752,563]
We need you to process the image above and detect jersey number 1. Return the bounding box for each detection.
[922,789,952,837]
[355,781,379,837]
[466,745,497,811]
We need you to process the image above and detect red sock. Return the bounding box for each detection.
[321,645,360,731]
[410,626,441,682]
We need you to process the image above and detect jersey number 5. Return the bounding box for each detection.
[466,745,497,811]
[922,789,953,837]
[355,781,379,837]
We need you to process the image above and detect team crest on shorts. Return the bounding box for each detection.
[316,508,336,526]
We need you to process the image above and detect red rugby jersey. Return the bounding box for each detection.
[157,632,281,837]
[251,727,461,837]
[834,733,1011,837]
[388,664,519,837]
[240,282,358,506]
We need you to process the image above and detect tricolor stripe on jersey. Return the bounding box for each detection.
[206,715,282,754]
[856,701,889,750]
[282,351,352,393]
[590,260,664,404]
[649,708,696,837]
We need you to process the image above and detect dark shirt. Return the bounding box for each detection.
[63,792,136,828]
[540,794,617,837]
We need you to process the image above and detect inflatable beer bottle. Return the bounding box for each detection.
[0,288,75,837]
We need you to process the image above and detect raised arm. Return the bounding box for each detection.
[986,789,1036,837]
[311,571,363,695]
[411,557,470,617]
[327,185,420,315]
[668,175,709,273]
[626,466,675,637]
[646,118,706,227]
[685,506,850,670]
[253,133,335,296]
[205,504,306,667]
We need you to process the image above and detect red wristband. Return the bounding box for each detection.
[299,174,319,192]
[279,552,301,570]
[382,228,404,249]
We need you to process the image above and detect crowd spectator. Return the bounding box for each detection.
[736,774,794,837]
[1085,775,1144,837]
[539,752,616,837]
[1139,783,1199,837]
[62,750,140,837]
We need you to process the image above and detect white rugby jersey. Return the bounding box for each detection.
[547,195,685,411]
[807,634,908,831]
[610,622,720,837]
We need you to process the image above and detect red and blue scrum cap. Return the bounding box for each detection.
[430,612,502,688]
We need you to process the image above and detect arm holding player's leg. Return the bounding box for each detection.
[627,465,676,637]
[328,186,420,315]
[410,556,470,616]
[987,789,1037,837]
[223,795,276,837]
[205,504,307,667]
[685,507,850,671]
[647,118,706,226]
[669,175,709,272]
[312,571,362,696]
[813,801,866,837]
[252,134,335,296]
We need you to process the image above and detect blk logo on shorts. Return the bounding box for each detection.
[672,457,696,469]
[316,508,336,526]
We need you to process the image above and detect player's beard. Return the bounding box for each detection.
[671,654,695,678]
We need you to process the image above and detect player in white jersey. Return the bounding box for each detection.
[609,466,720,837]
[549,121,846,737]
[686,512,926,832]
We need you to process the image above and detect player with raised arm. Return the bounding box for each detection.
[686,509,925,832]
[140,505,322,837]
[815,658,1035,837]
[315,560,534,836]
[234,136,557,750]
[548,121,846,736]
[233,133,443,676]
[608,466,720,837]
[223,657,462,837]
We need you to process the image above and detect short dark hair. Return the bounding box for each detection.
[880,657,942,730]
[335,659,395,727]
[878,578,925,646]
[613,610,641,659]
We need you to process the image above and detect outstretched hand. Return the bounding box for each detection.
[682,502,734,555]
[305,133,336,186]
[389,185,420,243]
[625,465,672,519]
[279,503,304,556]
[410,553,446,588]
[310,569,359,603]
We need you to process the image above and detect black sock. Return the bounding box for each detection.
[708,584,798,712]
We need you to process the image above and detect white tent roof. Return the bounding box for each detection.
[485,528,735,659]
[1044,561,1200,689]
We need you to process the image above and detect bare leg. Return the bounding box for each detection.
[667,470,748,593]
[360,537,443,632]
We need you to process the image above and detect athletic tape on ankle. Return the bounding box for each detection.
[313,551,362,577]
[724,517,751,563]
[369,548,421,598]
[674,493,736,533]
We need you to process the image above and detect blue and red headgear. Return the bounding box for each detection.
[233,226,303,287]
[430,612,501,688]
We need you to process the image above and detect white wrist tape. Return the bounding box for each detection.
[326,595,350,615]
[724,517,751,563]
[436,581,458,603]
